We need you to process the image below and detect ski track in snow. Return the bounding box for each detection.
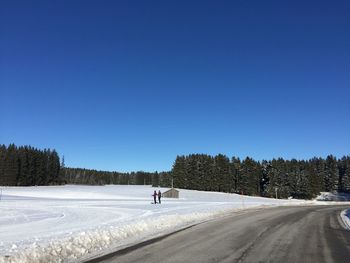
[0,185,348,263]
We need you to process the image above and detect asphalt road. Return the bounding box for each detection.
[86,206,350,263]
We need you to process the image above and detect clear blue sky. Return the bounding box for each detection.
[1,0,349,172]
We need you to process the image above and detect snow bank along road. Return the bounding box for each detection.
[88,206,350,263]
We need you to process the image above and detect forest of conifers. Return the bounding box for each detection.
[0,144,170,187]
[171,154,350,199]
[1,144,349,199]
[0,144,61,186]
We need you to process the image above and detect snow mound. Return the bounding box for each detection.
[315,192,350,201]
[340,209,350,230]
[0,209,234,263]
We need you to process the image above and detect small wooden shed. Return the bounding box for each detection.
[162,188,179,198]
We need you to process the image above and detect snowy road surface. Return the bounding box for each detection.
[88,206,350,263]
[0,185,347,263]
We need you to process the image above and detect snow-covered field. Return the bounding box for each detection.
[0,185,341,263]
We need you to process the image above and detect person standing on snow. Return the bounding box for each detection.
[152,190,157,204]
[158,190,162,204]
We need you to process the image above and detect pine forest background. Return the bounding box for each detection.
[1,144,350,199]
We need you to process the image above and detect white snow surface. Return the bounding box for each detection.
[0,185,344,263]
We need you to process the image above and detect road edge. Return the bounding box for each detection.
[80,205,270,263]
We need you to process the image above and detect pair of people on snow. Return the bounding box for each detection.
[152,190,162,204]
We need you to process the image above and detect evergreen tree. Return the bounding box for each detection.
[230,157,242,193]
[325,155,339,191]
[0,144,61,186]
[339,156,350,192]
[214,154,230,192]
[260,160,270,196]
[152,171,160,187]
[186,154,199,190]
[0,145,6,185]
[172,156,188,188]
[288,160,310,199]
[202,155,214,191]
[265,158,290,198]
[240,157,261,196]
[3,144,18,186]
[307,158,323,197]
[159,171,172,187]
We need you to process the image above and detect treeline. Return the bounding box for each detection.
[62,167,172,187]
[0,144,61,186]
[172,154,350,199]
[2,143,350,200]
[0,144,172,187]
